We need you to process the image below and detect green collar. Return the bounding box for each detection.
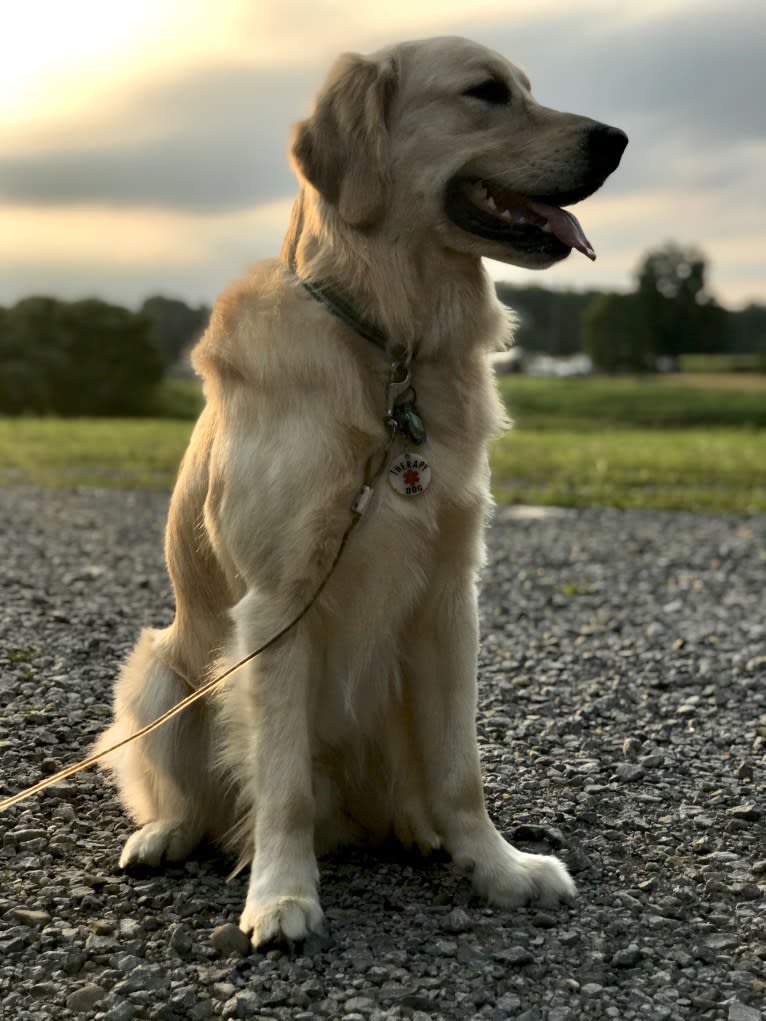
[299,276,426,445]
[300,279,389,355]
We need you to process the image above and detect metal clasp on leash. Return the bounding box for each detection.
[352,484,374,516]
[386,359,412,422]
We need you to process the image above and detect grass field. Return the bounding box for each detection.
[1,374,764,512]
[490,429,765,512]
[496,374,766,430]
[0,418,192,489]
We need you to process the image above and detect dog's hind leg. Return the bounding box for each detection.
[96,626,225,868]
[98,406,239,867]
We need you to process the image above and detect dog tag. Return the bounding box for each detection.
[392,401,427,445]
[388,452,431,496]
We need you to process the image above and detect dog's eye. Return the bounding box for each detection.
[462,78,511,105]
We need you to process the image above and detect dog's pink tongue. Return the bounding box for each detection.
[526,199,596,261]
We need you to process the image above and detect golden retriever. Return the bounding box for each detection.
[96,36,626,947]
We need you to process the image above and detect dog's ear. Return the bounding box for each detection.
[290,53,397,228]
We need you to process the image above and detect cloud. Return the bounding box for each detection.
[1,199,294,307]
[2,0,765,308]
[1,64,316,212]
[3,0,764,215]
[462,1,766,142]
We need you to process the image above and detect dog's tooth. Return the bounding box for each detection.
[500,209,513,222]
[487,196,497,212]
[540,223,553,233]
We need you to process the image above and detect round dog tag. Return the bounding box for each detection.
[388,452,432,496]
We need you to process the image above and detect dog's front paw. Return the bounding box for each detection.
[119,820,199,869]
[239,894,324,948]
[457,833,576,908]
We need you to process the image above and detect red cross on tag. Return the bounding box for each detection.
[388,453,432,496]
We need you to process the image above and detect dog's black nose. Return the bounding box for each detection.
[588,123,629,175]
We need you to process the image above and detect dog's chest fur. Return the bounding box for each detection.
[196,264,506,845]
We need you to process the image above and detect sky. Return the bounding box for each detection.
[2,0,765,311]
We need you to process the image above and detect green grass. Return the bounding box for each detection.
[1,375,764,512]
[497,375,766,430]
[490,428,766,513]
[0,418,193,489]
[679,353,765,374]
[491,376,766,511]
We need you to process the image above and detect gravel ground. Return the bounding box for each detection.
[1,485,764,1021]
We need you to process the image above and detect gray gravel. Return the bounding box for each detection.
[1,485,764,1021]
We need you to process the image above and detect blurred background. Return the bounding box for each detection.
[1,0,765,511]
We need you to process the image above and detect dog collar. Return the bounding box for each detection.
[299,276,426,447]
[300,279,389,355]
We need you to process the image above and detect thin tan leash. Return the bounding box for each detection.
[0,416,401,815]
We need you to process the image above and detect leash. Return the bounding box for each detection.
[0,427,398,814]
[0,301,410,814]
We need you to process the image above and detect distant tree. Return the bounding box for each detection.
[0,298,69,413]
[0,297,164,415]
[582,293,654,372]
[635,243,729,361]
[495,284,598,355]
[141,295,210,369]
[729,303,766,356]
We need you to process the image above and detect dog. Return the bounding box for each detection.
[96,36,626,947]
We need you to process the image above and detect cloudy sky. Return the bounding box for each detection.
[3,0,765,311]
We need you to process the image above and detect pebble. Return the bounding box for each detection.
[169,921,193,956]
[210,922,251,957]
[494,946,534,966]
[611,944,643,968]
[582,983,605,995]
[615,763,646,783]
[727,804,761,821]
[222,990,261,1019]
[90,919,116,935]
[736,883,763,901]
[53,803,76,822]
[532,911,557,928]
[728,1002,762,1021]
[113,953,143,973]
[443,907,473,933]
[103,1004,137,1021]
[9,908,51,927]
[622,737,643,760]
[344,996,375,1011]
[9,829,46,844]
[66,983,106,1012]
[639,753,665,768]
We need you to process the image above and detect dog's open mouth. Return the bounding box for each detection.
[445,177,596,262]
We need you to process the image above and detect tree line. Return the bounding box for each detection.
[0,296,209,416]
[1,244,764,415]
[497,243,766,372]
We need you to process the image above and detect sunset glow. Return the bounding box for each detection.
[3,0,764,309]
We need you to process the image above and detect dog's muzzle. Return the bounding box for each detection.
[444,121,628,264]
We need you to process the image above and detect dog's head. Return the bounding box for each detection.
[291,37,627,270]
